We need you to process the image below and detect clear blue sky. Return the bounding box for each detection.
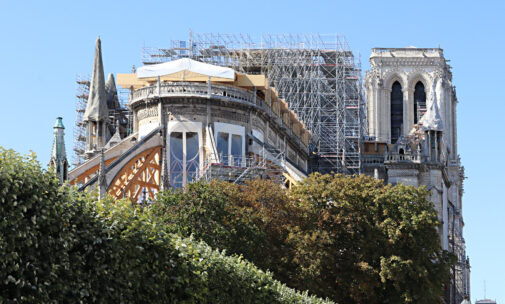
[0,0,503,301]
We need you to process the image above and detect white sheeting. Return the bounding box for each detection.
[420,78,444,131]
[137,58,235,80]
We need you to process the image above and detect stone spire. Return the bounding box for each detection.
[84,37,109,158]
[49,117,68,183]
[105,73,120,110]
[83,36,108,122]
[98,148,107,199]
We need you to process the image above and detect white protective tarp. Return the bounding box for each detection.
[137,58,235,80]
[420,78,444,131]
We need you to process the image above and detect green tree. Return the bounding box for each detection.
[153,175,454,303]
[288,173,454,303]
[153,179,298,286]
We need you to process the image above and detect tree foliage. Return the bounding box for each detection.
[0,148,332,304]
[288,173,454,303]
[152,179,296,280]
[154,175,454,303]
[0,146,453,303]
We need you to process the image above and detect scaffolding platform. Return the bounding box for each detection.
[142,32,365,174]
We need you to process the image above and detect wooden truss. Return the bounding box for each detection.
[109,146,162,202]
[70,157,117,186]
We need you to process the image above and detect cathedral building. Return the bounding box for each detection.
[68,37,310,201]
[57,36,469,304]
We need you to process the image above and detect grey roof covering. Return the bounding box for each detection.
[83,37,108,122]
[105,73,120,110]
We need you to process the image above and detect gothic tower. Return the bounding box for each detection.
[363,47,469,304]
[49,117,68,183]
[83,36,109,159]
[365,47,457,152]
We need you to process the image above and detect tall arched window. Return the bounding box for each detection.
[167,121,202,189]
[390,81,403,143]
[414,81,426,124]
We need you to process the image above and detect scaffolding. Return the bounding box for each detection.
[142,32,365,174]
[200,154,285,185]
[73,75,90,166]
[73,76,133,166]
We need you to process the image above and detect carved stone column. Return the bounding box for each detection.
[403,88,411,136]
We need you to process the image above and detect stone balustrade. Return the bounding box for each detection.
[132,82,256,104]
[131,82,307,150]
[385,153,421,163]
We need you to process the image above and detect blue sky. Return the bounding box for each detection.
[0,0,503,301]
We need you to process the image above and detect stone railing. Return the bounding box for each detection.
[132,82,257,105]
[385,153,421,163]
[131,82,308,151]
[361,155,384,165]
[363,152,454,166]
[372,48,443,56]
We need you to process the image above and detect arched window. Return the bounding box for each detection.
[167,121,202,188]
[414,81,426,124]
[390,81,403,143]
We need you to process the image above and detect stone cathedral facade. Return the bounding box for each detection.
[57,39,470,304]
[362,47,470,303]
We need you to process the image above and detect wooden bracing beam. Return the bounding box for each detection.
[70,157,118,186]
[109,146,162,202]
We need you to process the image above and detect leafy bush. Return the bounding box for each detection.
[0,148,332,304]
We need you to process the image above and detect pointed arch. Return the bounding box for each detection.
[390,81,403,143]
[384,73,407,91]
[414,81,427,124]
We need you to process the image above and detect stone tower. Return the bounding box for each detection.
[83,36,109,159]
[49,117,68,183]
[363,47,469,304]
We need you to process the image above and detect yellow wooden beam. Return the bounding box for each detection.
[116,73,148,89]
[235,74,267,89]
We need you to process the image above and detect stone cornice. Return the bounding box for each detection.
[371,58,445,67]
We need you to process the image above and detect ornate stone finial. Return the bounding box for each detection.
[132,64,136,73]
[49,117,68,183]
